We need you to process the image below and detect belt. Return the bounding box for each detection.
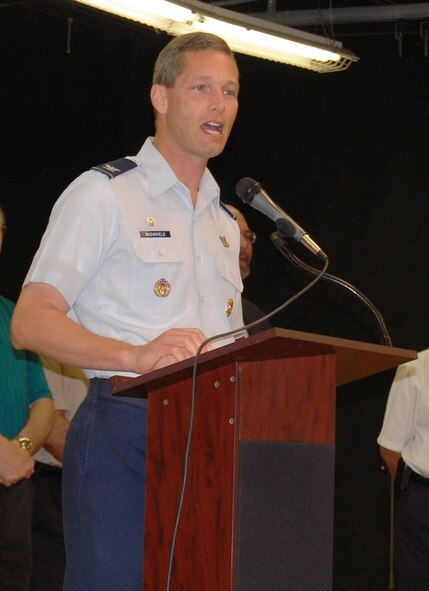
[34,461,63,481]
[410,469,429,487]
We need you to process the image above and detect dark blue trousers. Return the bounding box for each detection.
[395,464,429,590]
[62,378,148,591]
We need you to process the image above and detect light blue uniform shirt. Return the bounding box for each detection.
[25,138,244,378]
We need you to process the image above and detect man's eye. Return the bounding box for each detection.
[195,84,205,92]
[224,88,237,97]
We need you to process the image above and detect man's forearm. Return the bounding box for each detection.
[11,284,135,371]
[12,283,210,375]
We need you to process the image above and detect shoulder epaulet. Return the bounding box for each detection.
[220,201,236,220]
[91,158,137,179]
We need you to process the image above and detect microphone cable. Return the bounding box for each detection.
[270,231,392,347]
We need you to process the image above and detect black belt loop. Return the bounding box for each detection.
[400,463,412,490]
[410,469,429,487]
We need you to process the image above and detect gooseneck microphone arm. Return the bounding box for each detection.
[236,176,392,346]
[270,231,393,347]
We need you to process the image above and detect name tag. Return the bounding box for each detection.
[139,231,171,238]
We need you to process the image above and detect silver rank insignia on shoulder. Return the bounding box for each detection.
[146,217,156,226]
[102,163,120,174]
[225,298,234,317]
[219,235,229,248]
[154,278,171,297]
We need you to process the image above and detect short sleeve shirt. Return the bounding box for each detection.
[25,138,244,378]
[377,348,429,477]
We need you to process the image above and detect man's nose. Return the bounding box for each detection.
[210,90,225,114]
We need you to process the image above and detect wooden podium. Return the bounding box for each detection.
[111,328,416,591]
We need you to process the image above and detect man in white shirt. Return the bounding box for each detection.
[378,348,429,590]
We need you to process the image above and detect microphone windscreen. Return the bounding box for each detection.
[235,177,259,203]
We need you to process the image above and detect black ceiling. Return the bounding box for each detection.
[203,0,429,39]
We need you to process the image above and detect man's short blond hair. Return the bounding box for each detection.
[153,32,237,88]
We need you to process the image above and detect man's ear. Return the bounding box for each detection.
[151,84,168,115]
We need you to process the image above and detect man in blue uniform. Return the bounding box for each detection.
[12,33,244,590]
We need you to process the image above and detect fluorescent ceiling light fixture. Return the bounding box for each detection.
[76,0,358,72]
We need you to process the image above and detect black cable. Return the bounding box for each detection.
[270,230,392,347]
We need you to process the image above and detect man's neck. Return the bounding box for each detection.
[153,137,207,206]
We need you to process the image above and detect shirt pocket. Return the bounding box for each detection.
[132,237,184,264]
[131,237,186,316]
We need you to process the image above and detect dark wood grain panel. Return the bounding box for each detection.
[238,354,336,443]
[143,365,239,591]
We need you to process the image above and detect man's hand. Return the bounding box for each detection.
[133,328,211,374]
[379,446,402,479]
[0,436,35,487]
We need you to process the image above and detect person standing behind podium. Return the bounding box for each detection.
[30,360,87,591]
[0,204,54,591]
[377,349,429,591]
[225,204,271,335]
[11,32,244,591]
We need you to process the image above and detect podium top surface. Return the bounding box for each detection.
[111,328,417,398]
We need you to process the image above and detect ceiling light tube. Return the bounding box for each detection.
[75,0,358,72]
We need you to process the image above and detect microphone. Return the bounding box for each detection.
[236,177,327,260]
